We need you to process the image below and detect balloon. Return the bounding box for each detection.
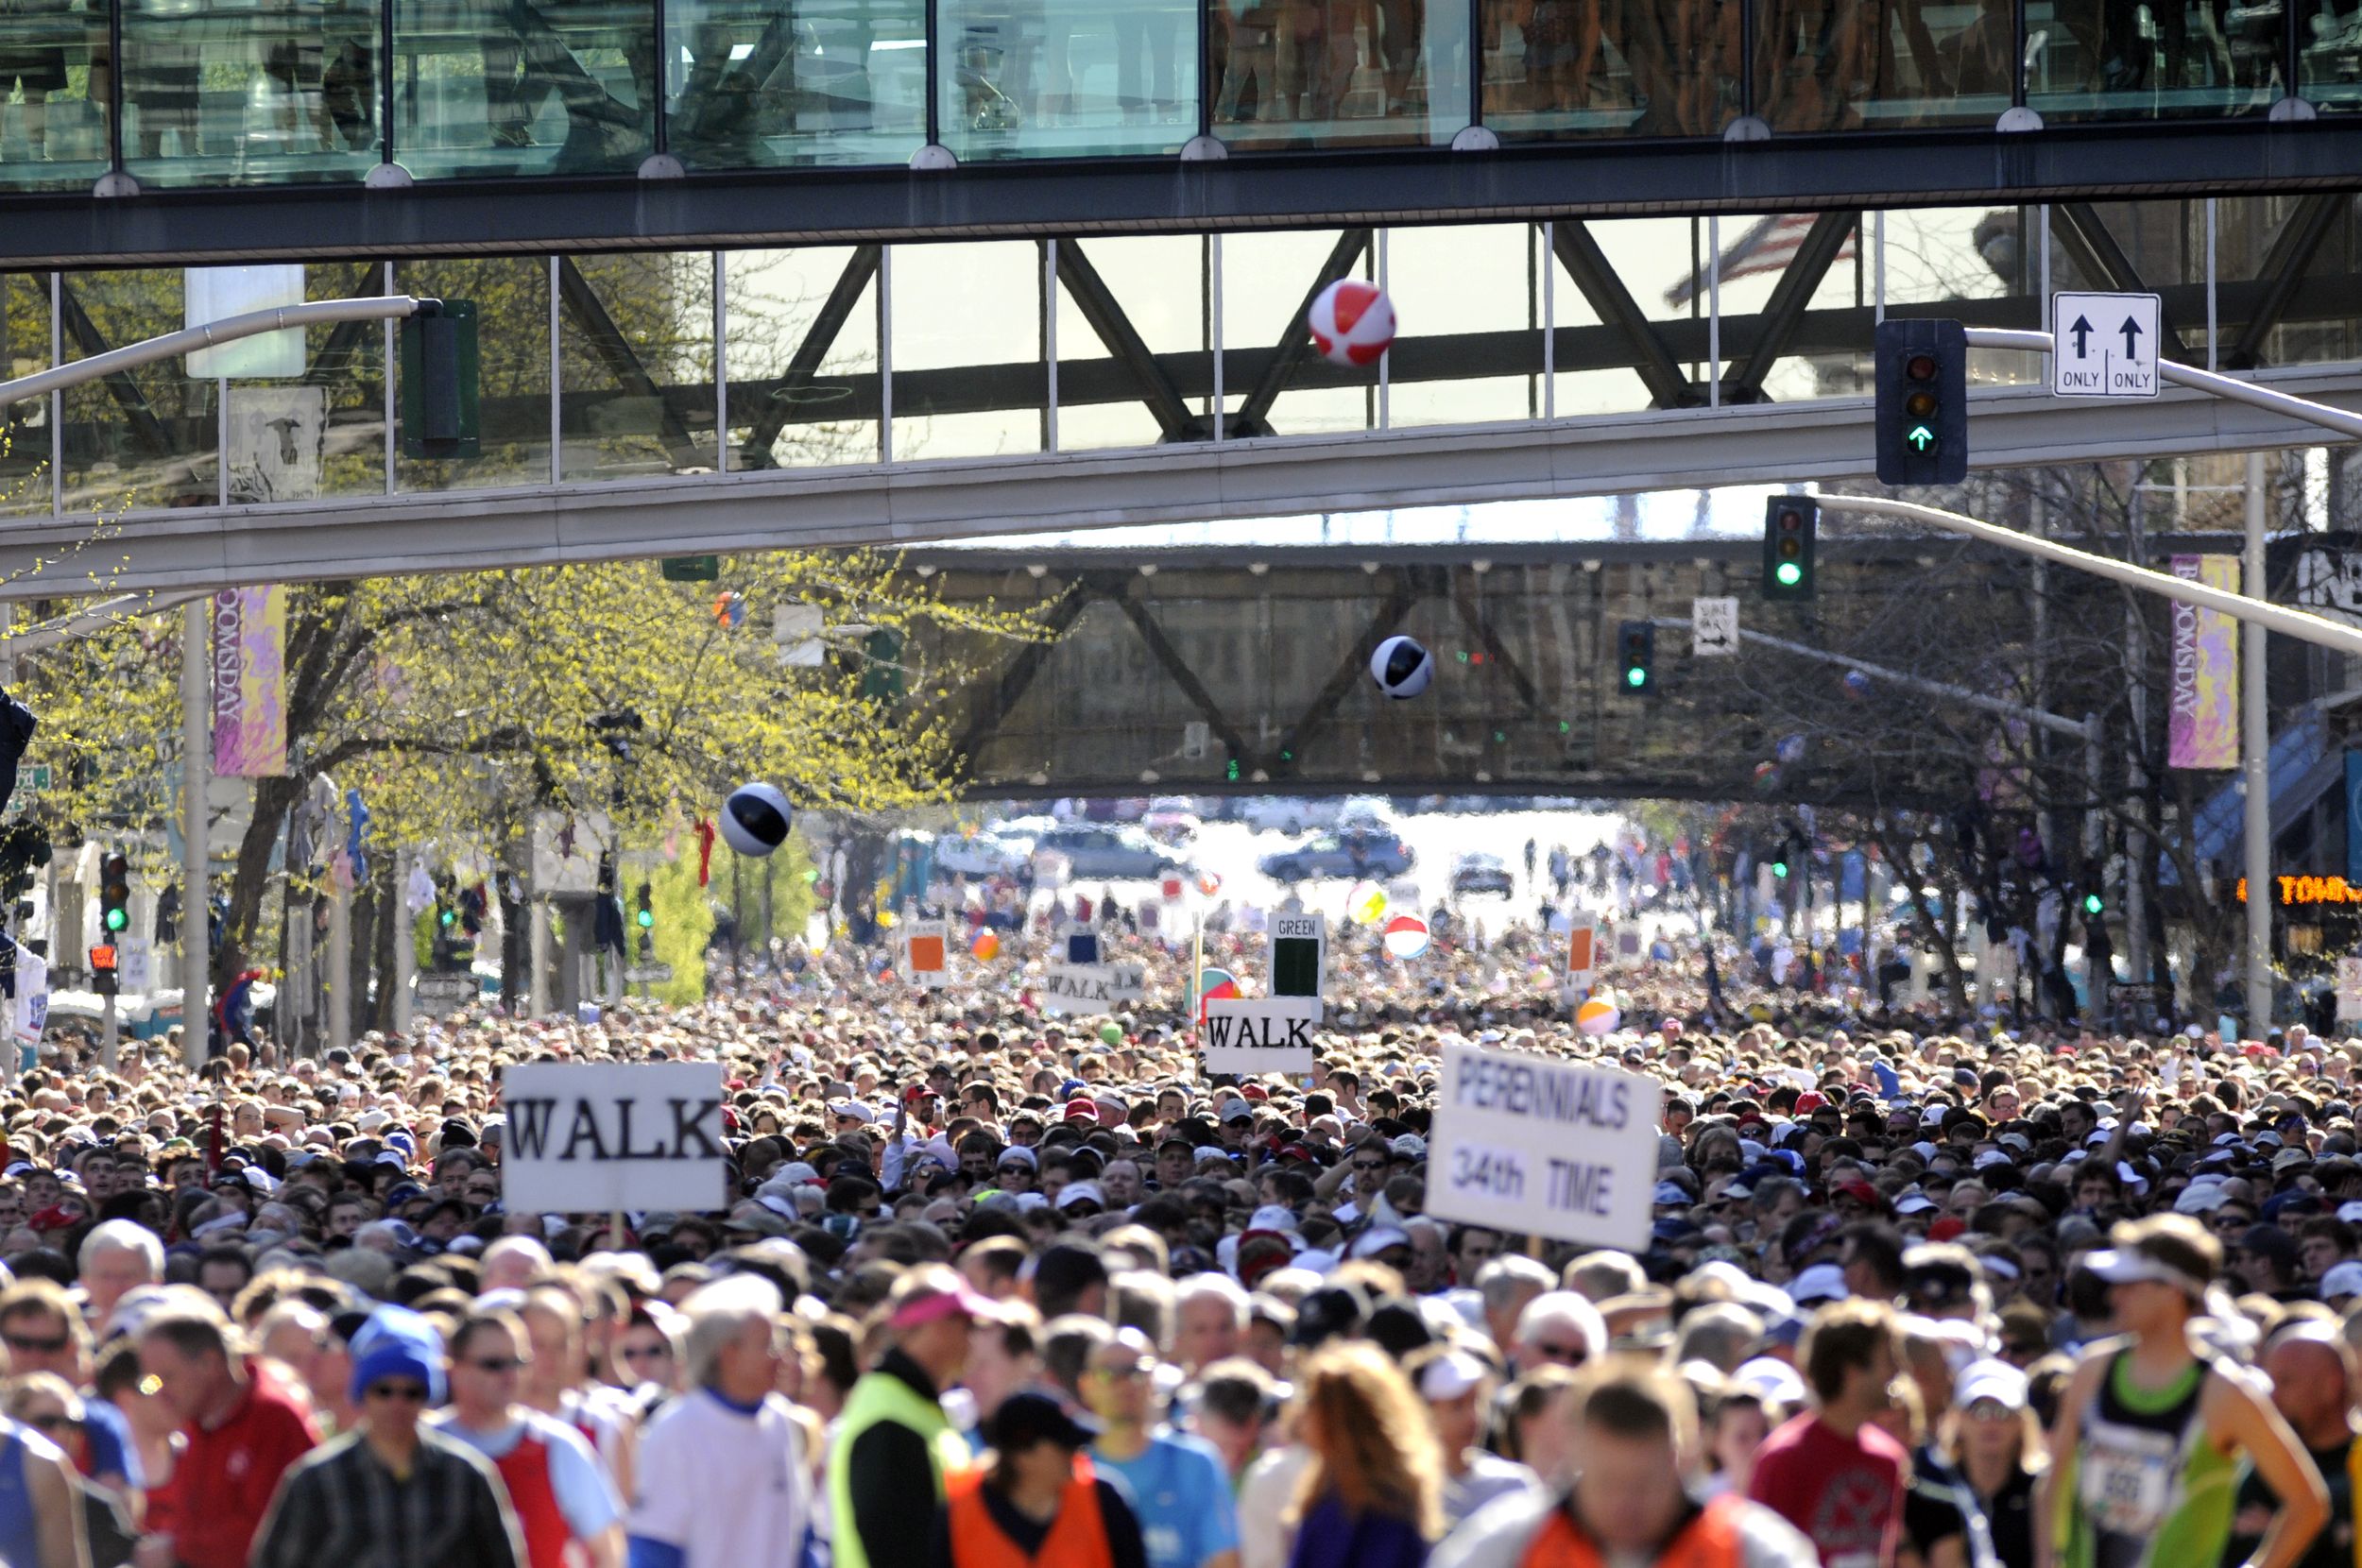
[1308,279,1397,368]
[1196,871,1223,897]
[1776,734,1806,765]
[970,929,1000,961]
[1381,913,1429,959]
[1346,881,1389,925]
[1577,997,1622,1035]
[1193,966,1242,1021]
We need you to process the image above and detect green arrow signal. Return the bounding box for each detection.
[1906,424,1937,452]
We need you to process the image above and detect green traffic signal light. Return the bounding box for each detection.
[1625,667,1647,689]
[637,907,655,929]
[1772,860,1789,878]
[1774,562,1803,587]
[438,907,455,928]
[104,907,126,932]
[1906,424,1937,453]
[2083,893,2104,915]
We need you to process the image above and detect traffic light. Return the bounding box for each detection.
[635,881,655,957]
[1771,855,1790,879]
[1762,495,1819,602]
[2082,890,2105,916]
[399,299,481,460]
[1874,317,1968,485]
[1616,621,1655,696]
[99,851,128,935]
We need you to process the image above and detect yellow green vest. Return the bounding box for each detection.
[826,1367,972,1568]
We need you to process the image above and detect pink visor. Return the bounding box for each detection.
[889,1283,1003,1331]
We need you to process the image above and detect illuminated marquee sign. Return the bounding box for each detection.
[2235,877,2362,906]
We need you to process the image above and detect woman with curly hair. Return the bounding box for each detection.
[1285,1341,1444,1568]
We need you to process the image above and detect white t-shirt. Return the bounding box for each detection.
[629,1388,812,1568]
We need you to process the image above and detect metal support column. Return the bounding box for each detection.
[180,599,208,1065]
[2244,451,2272,1034]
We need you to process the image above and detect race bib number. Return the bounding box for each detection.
[2080,1422,2177,1537]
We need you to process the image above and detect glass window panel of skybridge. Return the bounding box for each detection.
[1882,204,2046,388]
[1752,0,2013,132]
[889,240,1045,462]
[393,0,654,179]
[0,273,46,517]
[1549,214,1704,418]
[2026,0,2282,122]
[0,4,112,191]
[559,252,717,481]
[1384,223,1545,430]
[1481,0,1739,141]
[122,0,380,187]
[1207,0,1471,150]
[725,246,883,469]
[2211,196,2362,372]
[937,0,1198,160]
[393,256,553,492]
[1220,229,1378,435]
[666,0,927,170]
[1052,234,1213,452]
[1686,210,1867,406]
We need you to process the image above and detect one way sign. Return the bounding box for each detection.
[2052,291,2160,400]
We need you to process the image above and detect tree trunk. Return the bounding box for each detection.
[216,773,302,1029]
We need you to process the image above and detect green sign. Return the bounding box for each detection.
[661,556,719,582]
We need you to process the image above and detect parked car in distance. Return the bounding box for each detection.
[935,829,1029,877]
[1033,825,1190,880]
[1143,796,1203,844]
[1451,851,1516,896]
[1258,828,1416,882]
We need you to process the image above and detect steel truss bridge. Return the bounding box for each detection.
[1,194,2359,595]
[900,535,2160,801]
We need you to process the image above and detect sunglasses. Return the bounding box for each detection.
[1528,1343,1589,1366]
[998,1165,1030,1175]
[1,1333,66,1355]
[366,1383,429,1404]
[1092,1363,1150,1381]
[619,1345,669,1362]
[465,1356,523,1373]
[20,1413,74,1434]
[1964,1399,2017,1422]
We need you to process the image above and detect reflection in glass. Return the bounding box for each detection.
[394,0,652,178]
[121,0,378,183]
[59,268,218,512]
[2026,0,2280,119]
[2299,0,2362,108]
[395,256,552,489]
[1754,0,2014,130]
[0,274,47,514]
[666,0,925,168]
[1053,234,1211,451]
[1210,0,1468,145]
[559,253,715,479]
[726,247,881,467]
[1882,206,2044,385]
[1221,230,1373,435]
[1384,223,1541,427]
[937,0,1195,157]
[1485,0,1738,135]
[0,0,106,188]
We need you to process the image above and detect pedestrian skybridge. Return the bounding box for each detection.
[0,194,2357,594]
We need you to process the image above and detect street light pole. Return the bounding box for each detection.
[180,599,208,1066]
[2244,452,2272,1035]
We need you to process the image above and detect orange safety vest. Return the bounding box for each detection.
[1519,1493,1748,1568]
[946,1462,1116,1568]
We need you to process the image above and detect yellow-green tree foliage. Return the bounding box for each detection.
[14,552,1044,980]
[644,848,714,1007]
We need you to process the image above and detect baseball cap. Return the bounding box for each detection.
[1954,1358,2029,1412]
[1789,1264,1848,1305]
[989,1389,1101,1451]
[2323,1261,2362,1304]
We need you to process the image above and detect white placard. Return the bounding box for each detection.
[10,943,45,1047]
[1691,596,1738,656]
[2052,291,2161,400]
[1202,997,1323,1075]
[530,811,612,897]
[119,939,154,993]
[903,921,951,988]
[1040,963,1148,1014]
[1270,912,1326,999]
[2339,957,2362,1020]
[1566,920,1597,991]
[500,1062,728,1214]
[1427,1042,1662,1250]
[184,265,306,380]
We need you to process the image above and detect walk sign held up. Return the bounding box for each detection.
[2052,292,2160,400]
[904,921,950,988]
[1202,997,1321,1075]
[1566,920,1598,990]
[1427,1042,1662,1250]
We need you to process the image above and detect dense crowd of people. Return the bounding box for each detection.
[0,890,2352,1568]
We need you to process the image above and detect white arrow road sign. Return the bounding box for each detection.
[2052,291,2160,400]
[1691,596,1737,656]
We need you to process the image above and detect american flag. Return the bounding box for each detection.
[1665,213,1859,309]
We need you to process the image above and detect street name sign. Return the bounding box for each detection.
[2052,291,2160,399]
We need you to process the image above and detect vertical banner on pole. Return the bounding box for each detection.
[209,586,288,777]
[2168,554,2239,770]
[2346,751,2362,887]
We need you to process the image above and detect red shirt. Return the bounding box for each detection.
[1745,1410,1906,1568]
[156,1357,320,1568]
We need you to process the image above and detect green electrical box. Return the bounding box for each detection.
[399,299,481,460]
